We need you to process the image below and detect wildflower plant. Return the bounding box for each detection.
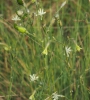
[52,92,65,100]
[1,0,89,100]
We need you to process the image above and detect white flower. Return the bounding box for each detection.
[17,10,23,16]
[52,92,65,100]
[65,46,72,57]
[12,15,21,21]
[30,74,39,82]
[38,8,46,20]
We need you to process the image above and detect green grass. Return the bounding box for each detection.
[0,0,90,100]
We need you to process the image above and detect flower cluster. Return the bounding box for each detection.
[65,46,72,57]
[34,8,46,20]
[30,74,39,82]
[12,15,21,21]
[38,8,46,20]
[52,92,65,100]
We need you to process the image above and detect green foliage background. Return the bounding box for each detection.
[0,0,90,100]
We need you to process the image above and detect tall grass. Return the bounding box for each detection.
[0,0,90,100]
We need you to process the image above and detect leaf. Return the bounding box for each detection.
[17,0,24,5]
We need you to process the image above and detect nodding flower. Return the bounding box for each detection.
[42,41,51,55]
[75,44,82,52]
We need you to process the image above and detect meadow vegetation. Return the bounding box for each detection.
[0,0,90,100]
